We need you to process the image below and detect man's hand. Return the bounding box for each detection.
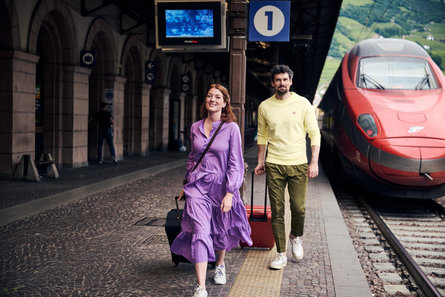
[254,164,265,176]
[308,163,319,179]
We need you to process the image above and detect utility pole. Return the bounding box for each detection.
[228,0,248,147]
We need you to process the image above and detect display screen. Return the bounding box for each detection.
[165,9,214,38]
[155,0,226,50]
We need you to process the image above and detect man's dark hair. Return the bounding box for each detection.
[270,64,294,81]
[100,102,108,109]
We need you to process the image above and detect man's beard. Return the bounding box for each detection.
[276,86,288,95]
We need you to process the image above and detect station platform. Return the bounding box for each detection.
[0,148,372,297]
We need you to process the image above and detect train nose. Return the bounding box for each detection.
[369,139,445,187]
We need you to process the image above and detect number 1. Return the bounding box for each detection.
[265,11,273,30]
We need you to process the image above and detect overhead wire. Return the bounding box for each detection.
[356,0,377,43]
[363,0,396,40]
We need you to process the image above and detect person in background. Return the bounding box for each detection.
[171,84,252,297]
[92,102,117,164]
[254,64,321,270]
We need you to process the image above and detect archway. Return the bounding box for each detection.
[168,64,182,150]
[123,46,143,156]
[87,31,115,162]
[34,11,73,164]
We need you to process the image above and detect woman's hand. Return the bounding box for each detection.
[178,189,185,201]
[221,193,233,212]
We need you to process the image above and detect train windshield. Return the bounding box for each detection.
[358,57,438,90]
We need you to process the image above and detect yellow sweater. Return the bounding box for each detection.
[257,92,321,165]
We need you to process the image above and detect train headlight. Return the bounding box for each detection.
[357,114,378,137]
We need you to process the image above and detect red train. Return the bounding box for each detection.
[319,38,445,198]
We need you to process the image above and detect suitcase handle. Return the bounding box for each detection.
[174,196,181,220]
[250,171,268,222]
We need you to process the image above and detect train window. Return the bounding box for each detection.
[357,57,438,90]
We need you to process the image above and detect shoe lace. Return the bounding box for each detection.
[274,254,285,263]
[216,265,224,276]
[196,285,205,292]
[292,237,302,245]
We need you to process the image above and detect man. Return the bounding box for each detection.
[92,102,117,164]
[254,64,320,270]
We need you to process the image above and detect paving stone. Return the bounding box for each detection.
[0,153,363,297]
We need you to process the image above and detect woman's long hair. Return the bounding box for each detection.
[200,83,237,122]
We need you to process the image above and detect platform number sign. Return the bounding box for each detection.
[248,1,290,42]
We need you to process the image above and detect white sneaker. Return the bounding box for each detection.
[269,253,287,270]
[290,237,304,261]
[193,285,208,297]
[214,264,226,285]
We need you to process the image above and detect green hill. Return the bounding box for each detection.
[317,0,445,96]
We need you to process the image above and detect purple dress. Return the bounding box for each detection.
[171,119,253,263]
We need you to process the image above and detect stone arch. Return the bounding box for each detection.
[196,73,208,119]
[27,0,77,64]
[0,0,22,177]
[167,58,183,150]
[27,1,78,165]
[182,67,197,139]
[0,0,20,50]
[84,17,117,75]
[152,52,168,88]
[148,53,169,151]
[85,18,119,161]
[121,36,144,156]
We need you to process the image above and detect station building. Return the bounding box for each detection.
[0,0,240,178]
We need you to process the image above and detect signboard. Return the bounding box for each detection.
[104,89,114,113]
[80,50,96,68]
[248,1,290,42]
[145,61,156,84]
[181,74,191,93]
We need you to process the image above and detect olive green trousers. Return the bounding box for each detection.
[265,162,308,253]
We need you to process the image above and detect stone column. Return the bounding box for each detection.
[152,87,171,151]
[228,0,248,148]
[0,50,39,178]
[105,75,127,160]
[140,83,151,155]
[179,92,186,148]
[185,94,198,130]
[62,65,91,168]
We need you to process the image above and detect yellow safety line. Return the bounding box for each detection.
[228,197,291,297]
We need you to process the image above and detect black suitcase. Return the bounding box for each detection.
[165,197,189,266]
[165,196,215,267]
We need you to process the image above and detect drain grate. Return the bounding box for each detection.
[134,217,166,227]
[142,234,168,245]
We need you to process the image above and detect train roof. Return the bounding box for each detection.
[349,38,430,58]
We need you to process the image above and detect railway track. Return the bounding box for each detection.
[336,191,445,297]
[322,153,445,296]
[363,198,445,297]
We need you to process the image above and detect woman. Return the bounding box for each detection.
[171,84,252,297]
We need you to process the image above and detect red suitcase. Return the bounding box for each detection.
[241,171,275,249]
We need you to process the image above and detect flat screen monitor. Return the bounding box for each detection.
[155,0,227,52]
